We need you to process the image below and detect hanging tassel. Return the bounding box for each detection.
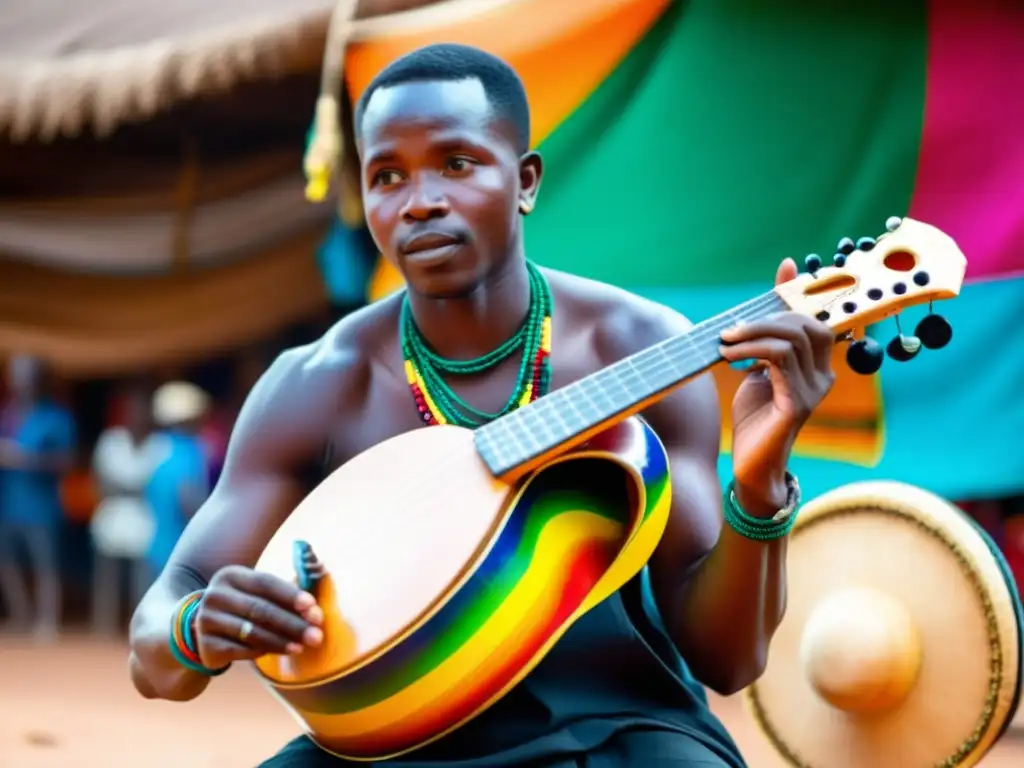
[304,0,360,204]
[305,95,341,202]
[336,84,365,226]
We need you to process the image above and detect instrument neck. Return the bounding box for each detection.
[474,289,788,480]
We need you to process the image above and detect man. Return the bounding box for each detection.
[90,381,165,635]
[129,44,836,766]
[0,354,76,641]
[144,381,212,578]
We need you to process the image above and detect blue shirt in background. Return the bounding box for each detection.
[0,401,77,527]
[144,430,209,574]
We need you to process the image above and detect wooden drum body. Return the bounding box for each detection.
[747,480,1023,768]
[251,417,673,761]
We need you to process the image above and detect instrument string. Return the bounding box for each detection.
[477,291,791,458]
[365,291,789,522]
[270,291,796,620]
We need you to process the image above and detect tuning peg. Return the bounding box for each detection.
[915,312,953,349]
[886,334,921,362]
[846,337,884,375]
[856,236,877,251]
[837,237,856,256]
[292,539,325,592]
[885,216,903,232]
[804,254,822,276]
[832,252,847,268]
[886,316,921,362]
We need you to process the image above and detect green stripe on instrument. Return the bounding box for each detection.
[526,0,928,286]
[323,485,626,713]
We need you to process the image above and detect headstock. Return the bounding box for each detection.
[775,217,966,375]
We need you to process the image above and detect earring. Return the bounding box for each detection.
[519,201,533,216]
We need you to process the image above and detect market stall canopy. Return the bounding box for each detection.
[0,227,331,378]
[0,0,333,140]
[0,0,519,141]
[0,146,328,274]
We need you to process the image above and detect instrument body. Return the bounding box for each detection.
[252,416,672,760]
[251,218,968,760]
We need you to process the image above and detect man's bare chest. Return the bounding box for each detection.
[322,346,606,476]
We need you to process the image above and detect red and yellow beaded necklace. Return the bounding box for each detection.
[400,261,553,428]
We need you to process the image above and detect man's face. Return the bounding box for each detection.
[359,78,535,298]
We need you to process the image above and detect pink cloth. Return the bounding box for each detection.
[908,1,1024,282]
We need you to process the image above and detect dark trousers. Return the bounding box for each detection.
[0,522,60,638]
[260,729,734,767]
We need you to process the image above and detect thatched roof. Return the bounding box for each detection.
[0,0,513,141]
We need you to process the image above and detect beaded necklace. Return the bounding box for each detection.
[400,261,553,428]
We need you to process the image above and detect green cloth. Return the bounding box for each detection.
[527,0,926,287]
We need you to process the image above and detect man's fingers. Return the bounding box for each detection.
[198,633,272,667]
[203,588,317,644]
[775,257,798,286]
[197,608,311,655]
[221,566,316,614]
[719,339,795,373]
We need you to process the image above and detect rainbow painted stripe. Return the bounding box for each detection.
[259,417,672,760]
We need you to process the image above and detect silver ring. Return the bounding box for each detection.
[238,619,254,642]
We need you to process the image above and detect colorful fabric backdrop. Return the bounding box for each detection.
[317,0,1024,502]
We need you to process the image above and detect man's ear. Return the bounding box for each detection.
[518,151,543,215]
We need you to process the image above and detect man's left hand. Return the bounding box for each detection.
[719,258,836,515]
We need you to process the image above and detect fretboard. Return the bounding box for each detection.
[473,289,788,478]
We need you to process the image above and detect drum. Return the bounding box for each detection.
[746,480,1023,767]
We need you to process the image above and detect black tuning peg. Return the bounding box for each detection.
[804,254,822,275]
[915,312,953,349]
[836,237,856,256]
[846,337,884,375]
[832,252,847,268]
[886,316,921,362]
[886,334,921,362]
[856,236,877,251]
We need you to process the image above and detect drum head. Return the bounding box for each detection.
[746,481,1023,768]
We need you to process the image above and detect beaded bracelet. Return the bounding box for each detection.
[722,475,801,542]
[168,590,230,677]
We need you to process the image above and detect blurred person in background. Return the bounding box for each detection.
[0,354,76,640]
[144,382,212,582]
[90,381,168,636]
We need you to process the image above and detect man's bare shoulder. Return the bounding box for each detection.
[545,268,695,360]
[250,294,403,422]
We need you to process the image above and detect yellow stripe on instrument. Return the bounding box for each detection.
[304,476,673,744]
[304,510,622,735]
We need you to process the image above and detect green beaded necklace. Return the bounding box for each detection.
[400,261,554,428]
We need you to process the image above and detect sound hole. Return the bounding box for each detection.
[804,274,857,296]
[883,250,916,272]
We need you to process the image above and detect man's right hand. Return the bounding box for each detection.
[193,565,324,670]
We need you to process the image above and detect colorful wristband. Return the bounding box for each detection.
[722,474,800,542]
[168,590,230,677]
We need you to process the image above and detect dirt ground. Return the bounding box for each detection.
[1,636,1020,767]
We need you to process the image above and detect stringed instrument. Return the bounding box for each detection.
[251,217,966,761]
